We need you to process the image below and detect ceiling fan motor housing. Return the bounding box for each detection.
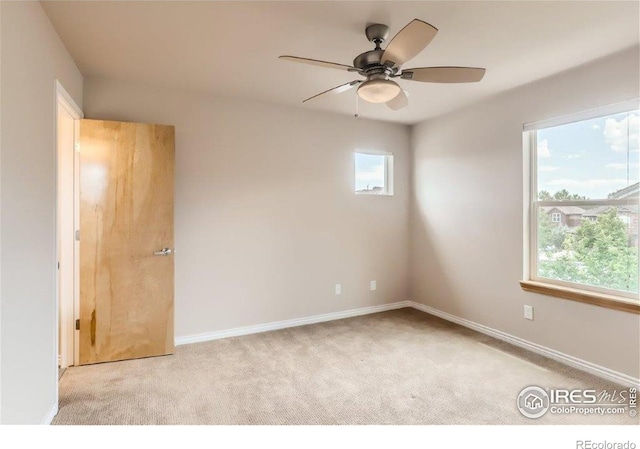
[353,49,384,71]
[354,49,399,77]
[354,24,400,78]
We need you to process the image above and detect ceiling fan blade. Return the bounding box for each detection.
[401,66,486,83]
[381,19,438,67]
[386,89,409,111]
[302,80,362,103]
[279,55,356,71]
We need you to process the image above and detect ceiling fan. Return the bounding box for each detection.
[279,19,486,110]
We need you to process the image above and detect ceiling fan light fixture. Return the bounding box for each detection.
[357,79,401,103]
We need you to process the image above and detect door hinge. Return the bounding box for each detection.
[75,319,80,331]
[75,141,81,152]
[75,230,80,241]
[57,261,60,270]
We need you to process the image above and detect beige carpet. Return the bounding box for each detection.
[53,308,639,425]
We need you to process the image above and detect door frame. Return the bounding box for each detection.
[54,80,83,381]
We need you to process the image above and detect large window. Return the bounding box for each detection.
[354,151,393,195]
[525,102,639,306]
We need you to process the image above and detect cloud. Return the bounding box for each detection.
[537,139,551,158]
[563,154,582,159]
[592,124,600,130]
[603,113,639,153]
[605,162,640,170]
[539,165,559,172]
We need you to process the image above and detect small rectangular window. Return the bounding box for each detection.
[354,151,393,196]
[551,212,561,223]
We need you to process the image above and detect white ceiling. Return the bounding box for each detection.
[42,1,639,125]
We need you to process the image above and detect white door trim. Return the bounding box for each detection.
[56,80,83,119]
[54,80,83,406]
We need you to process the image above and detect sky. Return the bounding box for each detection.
[537,110,639,199]
[355,152,385,191]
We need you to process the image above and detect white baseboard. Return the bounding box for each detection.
[42,403,58,425]
[175,301,411,346]
[174,299,639,389]
[409,301,640,389]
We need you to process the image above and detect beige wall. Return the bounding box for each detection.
[410,46,640,378]
[83,78,411,339]
[0,2,83,423]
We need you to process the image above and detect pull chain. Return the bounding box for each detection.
[354,93,360,118]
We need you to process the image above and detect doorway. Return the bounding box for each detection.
[55,80,83,377]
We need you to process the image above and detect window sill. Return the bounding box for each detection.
[519,280,640,314]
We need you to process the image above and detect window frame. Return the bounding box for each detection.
[354,150,394,196]
[523,101,640,309]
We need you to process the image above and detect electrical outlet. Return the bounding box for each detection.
[524,305,534,321]
[335,284,342,295]
[370,280,377,291]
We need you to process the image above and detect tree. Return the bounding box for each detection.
[539,252,583,284]
[536,188,637,294]
[572,209,638,292]
[538,190,552,201]
[551,189,587,201]
[539,209,638,293]
[537,210,567,252]
[538,189,587,201]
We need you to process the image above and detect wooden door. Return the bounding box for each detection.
[79,119,175,365]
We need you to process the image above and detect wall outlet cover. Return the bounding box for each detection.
[524,305,534,321]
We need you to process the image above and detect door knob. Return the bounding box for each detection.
[153,247,173,256]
